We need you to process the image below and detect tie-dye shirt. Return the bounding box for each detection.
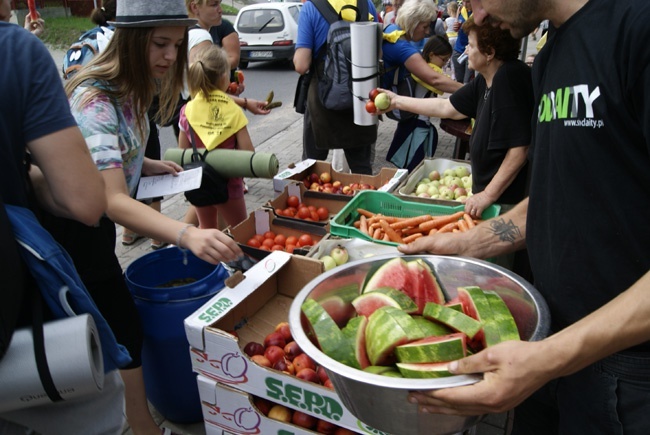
[68,84,149,197]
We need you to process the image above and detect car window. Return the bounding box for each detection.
[288,5,301,24]
[237,9,286,34]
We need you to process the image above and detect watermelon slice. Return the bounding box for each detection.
[407,259,447,313]
[351,287,418,317]
[395,333,467,363]
[396,362,453,379]
[411,315,453,337]
[341,315,370,369]
[317,283,359,328]
[363,366,403,377]
[457,286,501,348]
[362,258,412,296]
[484,291,520,342]
[365,307,419,366]
[422,302,483,339]
[301,299,356,367]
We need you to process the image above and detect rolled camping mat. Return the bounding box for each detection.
[164,148,279,179]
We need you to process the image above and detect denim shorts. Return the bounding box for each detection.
[511,351,650,435]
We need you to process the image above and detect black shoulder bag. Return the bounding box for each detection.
[182,126,229,207]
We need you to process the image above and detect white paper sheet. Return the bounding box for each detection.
[136,167,202,200]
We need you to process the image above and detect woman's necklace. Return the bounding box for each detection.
[483,86,492,101]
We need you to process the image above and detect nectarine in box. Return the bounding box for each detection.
[185,252,381,434]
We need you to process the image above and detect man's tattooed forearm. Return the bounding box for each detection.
[488,218,521,244]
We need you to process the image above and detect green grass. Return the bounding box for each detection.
[39,6,241,49]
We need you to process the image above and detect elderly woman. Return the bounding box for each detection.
[379,15,533,219]
[381,0,461,170]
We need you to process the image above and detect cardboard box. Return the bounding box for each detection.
[227,208,328,260]
[199,376,355,435]
[185,252,383,434]
[273,159,407,197]
[396,158,472,206]
[266,182,349,227]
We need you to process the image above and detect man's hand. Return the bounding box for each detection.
[408,340,554,415]
[24,12,45,37]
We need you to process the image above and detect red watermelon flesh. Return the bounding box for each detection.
[362,258,412,296]
[407,259,447,314]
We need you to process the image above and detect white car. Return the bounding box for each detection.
[234,2,302,69]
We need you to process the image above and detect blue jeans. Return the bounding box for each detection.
[512,351,650,435]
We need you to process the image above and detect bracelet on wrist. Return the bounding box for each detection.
[176,224,195,265]
[242,98,248,111]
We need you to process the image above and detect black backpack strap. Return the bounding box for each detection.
[312,0,340,25]
[31,283,63,402]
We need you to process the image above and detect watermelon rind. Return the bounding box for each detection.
[411,259,448,305]
[411,315,453,337]
[341,315,370,369]
[396,362,453,379]
[365,307,412,366]
[363,366,403,378]
[457,286,501,348]
[484,291,520,342]
[422,302,483,339]
[351,287,418,317]
[301,299,357,367]
[395,333,467,363]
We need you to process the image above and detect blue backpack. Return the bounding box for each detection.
[62,26,113,80]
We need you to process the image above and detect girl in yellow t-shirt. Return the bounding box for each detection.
[178,45,254,229]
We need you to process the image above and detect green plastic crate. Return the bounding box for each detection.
[330,190,501,246]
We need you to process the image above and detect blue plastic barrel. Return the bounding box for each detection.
[125,247,228,423]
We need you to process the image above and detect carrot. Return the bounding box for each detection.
[458,219,469,232]
[357,208,375,219]
[463,213,475,229]
[437,222,458,233]
[428,228,438,235]
[372,228,382,239]
[359,215,369,235]
[402,233,423,244]
[380,219,404,244]
[389,214,433,231]
[382,233,390,241]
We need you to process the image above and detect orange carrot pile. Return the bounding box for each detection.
[352,209,480,243]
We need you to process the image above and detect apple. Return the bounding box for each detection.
[374,92,391,111]
[453,187,467,198]
[250,354,272,368]
[292,410,317,429]
[263,331,286,349]
[329,246,349,265]
[427,185,439,196]
[321,255,337,271]
[461,176,472,189]
[243,341,265,357]
[295,367,320,384]
[443,168,455,178]
[268,404,292,423]
[450,176,464,187]
[316,365,330,384]
[417,192,431,198]
[415,183,429,195]
[293,353,317,372]
[275,321,292,342]
[310,182,322,191]
[320,172,332,183]
[316,419,338,434]
[332,180,342,189]
[264,345,286,366]
[453,165,470,177]
[369,88,380,101]
[428,170,441,181]
[284,341,302,361]
[341,185,352,195]
[430,179,441,188]
[253,396,272,416]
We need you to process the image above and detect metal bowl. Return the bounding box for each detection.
[288,254,550,435]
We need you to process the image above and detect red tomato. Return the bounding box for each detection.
[253,234,265,243]
[287,195,300,208]
[316,207,329,221]
[285,244,296,253]
[298,234,314,247]
[227,82,238,94]
[307,205,317,212]
[263,231,276,240]
[284,208,296,217]
[369,88,380,102]
[247,238,261,248]
[310,210,320,221]
[274,234,287,246]
[275,208,285,216]
[262,238,275,249]
[285,236,299,246]
[365,101,376,114]
[297,207,311,220]
[271,244,285,251]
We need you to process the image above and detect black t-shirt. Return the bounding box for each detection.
[450,60,533,204]
[527,0,650,342]
[208,19,236,47]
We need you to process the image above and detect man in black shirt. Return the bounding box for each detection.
[400,0,650,433]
